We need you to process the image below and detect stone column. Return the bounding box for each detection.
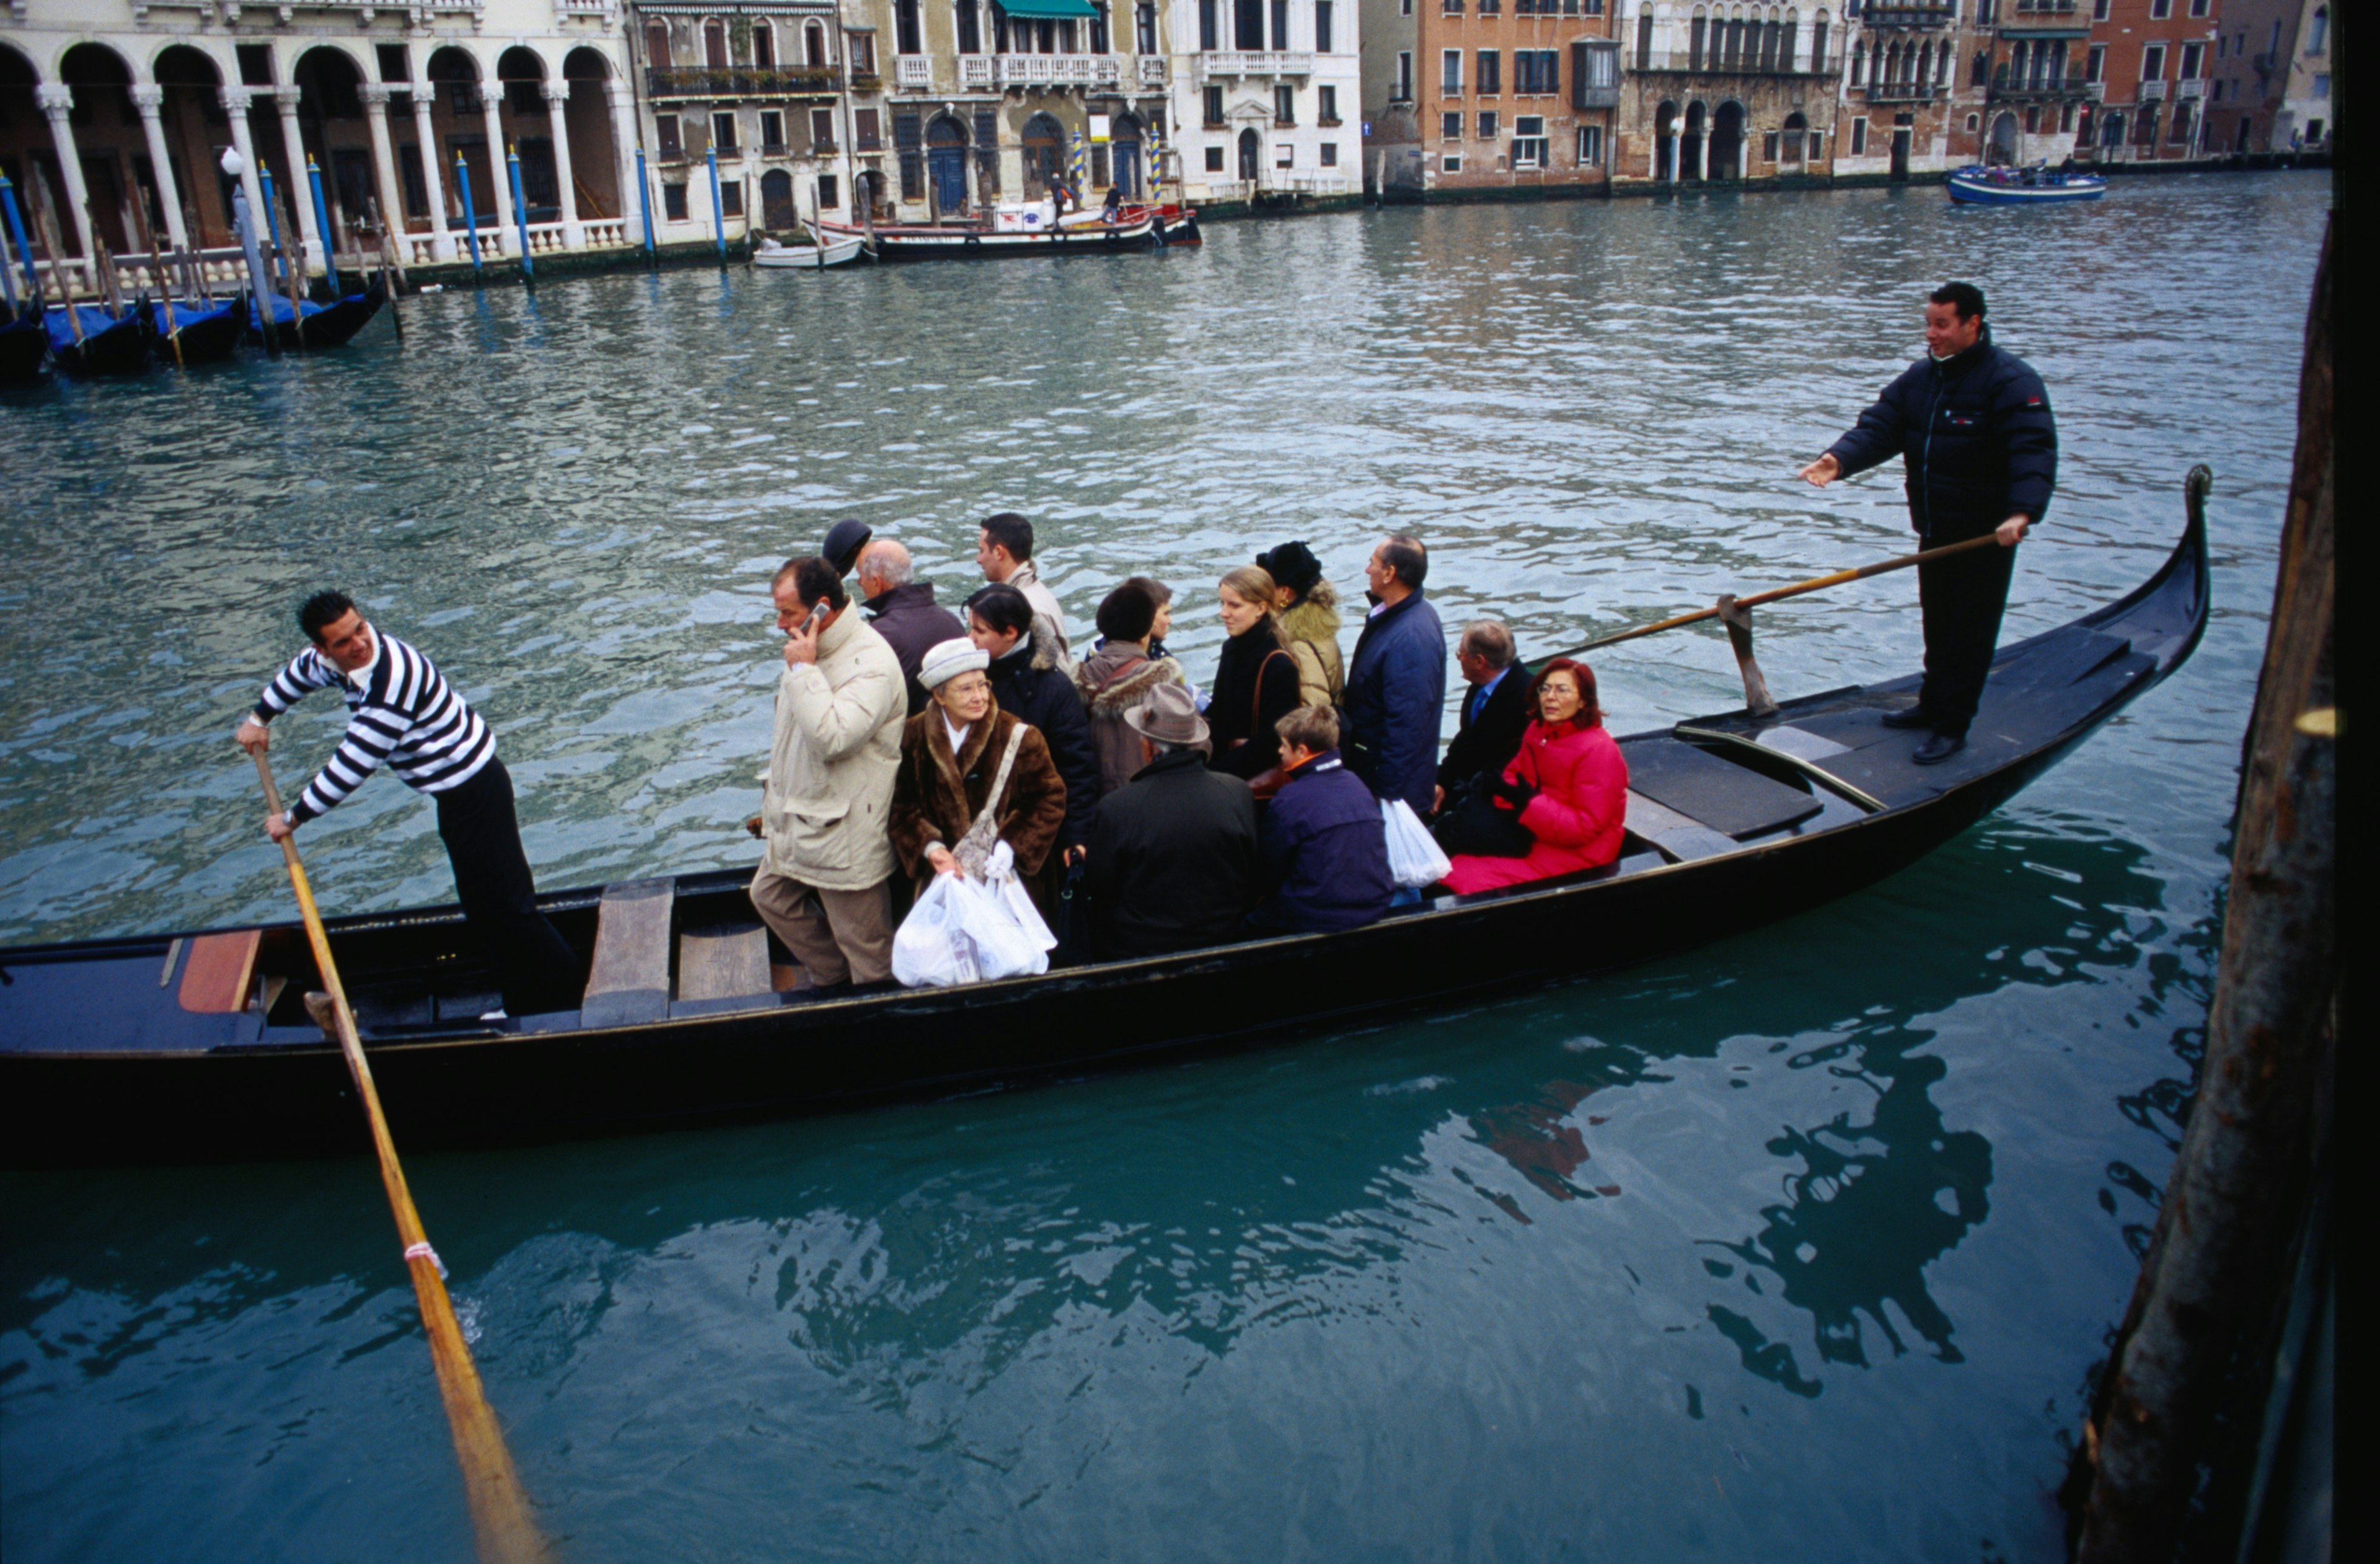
[35,85,99,268]
[131,85,193,252]
[544,81,586,248]
[408,82,456,258]
[219,86,269,241]
[273,85,324,274]
[476,83,517,244]
[359,84,410,246]
[607,79,644,245]
[1667,129,1681,183]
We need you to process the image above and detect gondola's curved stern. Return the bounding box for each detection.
[0,490,2213,1165]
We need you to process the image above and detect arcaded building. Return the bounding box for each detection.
[1609,2,1843,189]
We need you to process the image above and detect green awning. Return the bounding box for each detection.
[998,0,1100,18]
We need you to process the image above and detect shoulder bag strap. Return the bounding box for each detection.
[956,722,1030,873]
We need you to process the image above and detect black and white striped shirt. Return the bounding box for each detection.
[251,631,495,824]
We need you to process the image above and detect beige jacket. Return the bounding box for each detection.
[757,610,906,890]
[1007,559,1072,669]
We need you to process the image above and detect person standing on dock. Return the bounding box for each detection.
[234,592,576,1019]
[976,512,1071,667]
[748,557,907,994]
[1799,281,2058,765]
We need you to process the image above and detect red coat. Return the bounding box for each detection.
[1442,719,1629,894]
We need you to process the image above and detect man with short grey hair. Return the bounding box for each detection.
[857,539,966,716]
[1436,618,1532,816]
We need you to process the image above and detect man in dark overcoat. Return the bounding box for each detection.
[1800,281,2058,764]
[1080,686,1261,960]
[1434,619,1532,817]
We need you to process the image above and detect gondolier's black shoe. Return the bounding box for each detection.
[1913,733,1967,766]
[1880,705,1934,730]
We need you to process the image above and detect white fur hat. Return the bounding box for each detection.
[917,637,990,691]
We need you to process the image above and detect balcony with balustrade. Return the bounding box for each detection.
[646,65,841,100]
[1857,3,1956,29]
[1986,63,2092,103]
[955,54,1126,89]
[1999,0,2089,34]
[1636,50,1836,78]
[894,56,935,87]
[1195,52,1318,81]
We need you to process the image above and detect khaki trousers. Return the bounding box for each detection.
[750,870,895,987]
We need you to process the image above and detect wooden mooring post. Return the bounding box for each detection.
[2068,221,2335,1562]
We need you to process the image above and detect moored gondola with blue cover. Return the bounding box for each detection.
[146,295,249,365]
[0,477,2213,1165]
[42,301,152,376]
[245,276,387,351]
[0,304,45,384]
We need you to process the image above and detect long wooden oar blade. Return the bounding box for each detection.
[1549,532,2004,661]
[251,752,550,1564]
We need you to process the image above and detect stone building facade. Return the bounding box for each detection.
[1162,1,1365,203]
[1610,2,1844,188]
[1830,2,1990,179]
[835,0,1174,223]
[1359,0,1622,200]
[2077,0,2224,162]
[2203,0,2329,154]
[1,0,638,286]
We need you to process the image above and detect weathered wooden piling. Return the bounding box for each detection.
[2069,219,2335,1563]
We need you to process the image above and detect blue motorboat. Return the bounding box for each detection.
[1947,164,2108,205]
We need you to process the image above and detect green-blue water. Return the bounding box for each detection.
[0,173,2328,1560]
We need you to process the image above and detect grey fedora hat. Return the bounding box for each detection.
[1124,683,1209,748]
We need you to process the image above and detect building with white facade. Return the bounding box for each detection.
[1163,0,1364,203]
[1,0,640,289]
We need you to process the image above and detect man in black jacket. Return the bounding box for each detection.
[967,583,1101,866]
[1433,619,1532,816]
[1800,281,2057,764]
[1082,685,1260,959]
[855,540,966,715]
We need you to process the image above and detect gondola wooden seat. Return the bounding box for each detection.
[583,880,673,1028]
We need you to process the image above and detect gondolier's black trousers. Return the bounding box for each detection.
[434,759,578,1016]
[1915,536,2018,737]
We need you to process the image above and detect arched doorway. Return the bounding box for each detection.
[58,43,138,253]
[1988,110,2019,165]
[858,167,888,221]
[291,46,371,253]
[1681,101,1708,182]
[149,45,228,245]
[1109,112,1143,199]
[1781,110,1807,170]
[2098,112,2124,149]
[562,46,620,221]
[760,167,796,228]
[1709,102,1745,181]
[497,47,558,222]
[1654,100,1678,180]
[1236,126,1260,182]
[926,114,969,212]
[1022,112,1064,197]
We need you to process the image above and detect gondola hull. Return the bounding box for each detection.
[44,304,151,376]
[0,311,45,383]
[0,497,2211,1165]
[148,296,248,364]
[245,279,386,350]
[814,215,1158,258]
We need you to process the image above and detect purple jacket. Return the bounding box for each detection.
[1259,749,1394,933]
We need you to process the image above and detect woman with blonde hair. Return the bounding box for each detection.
[1204,565,1303,784]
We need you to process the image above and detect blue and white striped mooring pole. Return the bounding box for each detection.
[454,152,482,275]
[506,143,534,283]
[707,148,725,260]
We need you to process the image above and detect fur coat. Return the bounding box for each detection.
[1073,643,1192,795]
[888,706,1069,903]
[1277,580,1345,708]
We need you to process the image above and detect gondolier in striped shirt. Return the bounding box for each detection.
[233,591,576,1020]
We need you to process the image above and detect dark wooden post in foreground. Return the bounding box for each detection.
[2071,221,2334,1563]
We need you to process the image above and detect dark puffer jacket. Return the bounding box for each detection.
[1825,326,2058,542]
[987,625,1102,849]
[1257,750,1393,934]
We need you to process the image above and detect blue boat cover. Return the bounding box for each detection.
[42,304,139,353]
[153,299,239,332]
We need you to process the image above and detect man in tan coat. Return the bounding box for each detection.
[749,556,907,989]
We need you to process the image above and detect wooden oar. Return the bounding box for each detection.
[1548,532,2006,660]
[249,751,550,1564]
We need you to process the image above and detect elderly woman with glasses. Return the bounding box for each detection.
[1439,658,1629,896]
[889,638,1070,917]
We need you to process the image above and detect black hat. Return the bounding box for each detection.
[1255,541,1323,596]
[821,519,873,575]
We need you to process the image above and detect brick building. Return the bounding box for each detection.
[1832,2,1990,179]
[1360,0,1623,198]
[1976,0,2096,166]
[2076,0,2224,162]
[1610,3,1845,189]
[2203,0,2330,154]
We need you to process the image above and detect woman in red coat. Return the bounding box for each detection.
[1441,658,1628,895]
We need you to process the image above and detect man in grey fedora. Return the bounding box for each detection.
[1078,684,1262,961]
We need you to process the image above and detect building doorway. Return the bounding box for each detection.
[1708,102,1744,181]
[1890,125,1912,180]
[761,167,798,228]
[1654,100,1678,179]
[1988,112,2019,165]
[1110,113,1144,198]
[1238,126,1261,181]
[927,115,969,211]
[1681,102,1707,180]
[1022,112,1064,197]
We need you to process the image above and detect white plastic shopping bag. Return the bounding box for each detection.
[891,842,1055,988]
[1380,798,1453,890]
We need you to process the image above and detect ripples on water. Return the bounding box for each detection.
[0,173,2327,1561]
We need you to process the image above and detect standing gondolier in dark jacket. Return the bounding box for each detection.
[234,591,577,1019]
[1800,281,2057,764]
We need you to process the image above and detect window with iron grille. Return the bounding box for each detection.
[1478,110,1498,138]
[663,182,688,219]
[894,112,922,200]
[1443,110,1463,138]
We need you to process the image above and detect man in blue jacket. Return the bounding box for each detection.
[1256,705,1393,934]
[1344,533,1447,813]
[1800,281,2057,764]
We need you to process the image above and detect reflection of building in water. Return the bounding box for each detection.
[0,1,638,290]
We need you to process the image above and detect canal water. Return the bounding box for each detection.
[0,173,2329,1560]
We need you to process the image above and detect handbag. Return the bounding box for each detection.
[953,722,1029,879]
[1223,648,1293,794]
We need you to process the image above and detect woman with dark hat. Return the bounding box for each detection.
[1439,658,1629,895]
[1254,541,1344,707]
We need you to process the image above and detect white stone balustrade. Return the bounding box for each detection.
[1137,56,1167,86]
[895,56,934,87]
[1196,51,1315,79]
[992,55,1122,87]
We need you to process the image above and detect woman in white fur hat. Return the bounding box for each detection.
[888,638,1070,919]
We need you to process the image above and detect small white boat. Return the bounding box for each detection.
[752,232,867,270]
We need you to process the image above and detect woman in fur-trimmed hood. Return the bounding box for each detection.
[1258,541,1345,708]
[1075,581,1192,794]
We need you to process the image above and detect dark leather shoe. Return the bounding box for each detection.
[1913,733,1967,766]
[1880,704,1934,730]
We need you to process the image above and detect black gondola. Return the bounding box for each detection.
[147,295,249,364]
[0,482,2213,1166]
[0,304,46,383]
[245,277,386,351]
[42,301,151,376]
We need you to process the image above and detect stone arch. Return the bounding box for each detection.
[1690,6,1709,69]
[1109,110,1145,198]
[560,47,620,223]
[1654,98,1678,179]
[703,17,730,69]
[760,166,796,228]
[53,43,143,254]
[1682,99,1707,180]
[1024,109,1066,196]
[563,46,612,82]
[1989,110,2019,164]
[1709,99,1746,180]
[925,110,968,211]
[1781,107,1807,166]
